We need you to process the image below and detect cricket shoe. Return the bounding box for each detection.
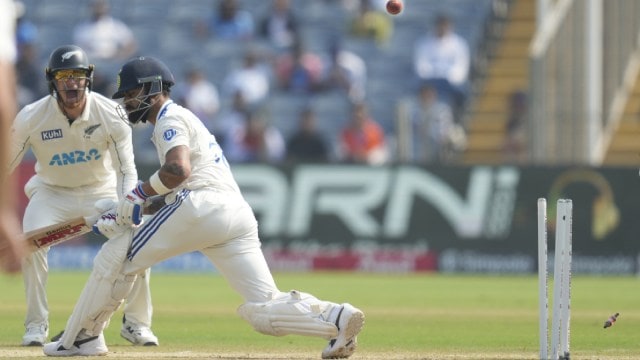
[50,330,64,342]
[22,323,48,346]
[43,332,108,356]
[121,316,158,346]
[321,303,365,359]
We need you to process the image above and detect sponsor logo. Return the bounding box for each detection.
[41,129,63,141]
[48,148,102,166]
[35,223,86,247]
[233,165,519,239]
[163,129,177,141]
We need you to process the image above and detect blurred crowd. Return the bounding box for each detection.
[12,0,498,166]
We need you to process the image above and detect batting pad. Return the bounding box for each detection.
[237,290,339,339]
[59,230,135,349]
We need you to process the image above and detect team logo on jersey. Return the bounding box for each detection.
[84,124,101,139]
[41,129,63,141]
[163,129,177,141]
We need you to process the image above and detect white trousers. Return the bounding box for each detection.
[125,188,279,303]
[59,188,339,347]
[21,176,154,329]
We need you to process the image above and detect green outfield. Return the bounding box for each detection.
[0,272,638,359]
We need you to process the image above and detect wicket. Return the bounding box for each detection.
[538,198,572,360]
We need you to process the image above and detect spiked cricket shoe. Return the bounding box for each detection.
[121,316,158,346]
[43,333,108,356]
[22,324,48,346]
[321,303,365,359]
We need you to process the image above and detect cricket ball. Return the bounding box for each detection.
[386,0,403,15]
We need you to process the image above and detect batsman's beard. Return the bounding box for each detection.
[127,104,153,124]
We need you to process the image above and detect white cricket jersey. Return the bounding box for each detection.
[151,100,241,195]
[10,91,138,195]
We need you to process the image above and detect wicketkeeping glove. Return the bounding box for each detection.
[94,198,117,213]
[116,182,149,226]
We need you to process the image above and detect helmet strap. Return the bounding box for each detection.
[124,84,159,124]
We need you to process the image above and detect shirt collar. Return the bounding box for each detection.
[156,99,174,122]
[77,91,92,122]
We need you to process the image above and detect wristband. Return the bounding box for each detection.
[133,182,150,199]
[149,171,172,195]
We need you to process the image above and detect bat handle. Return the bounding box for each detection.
[84,213,101,227]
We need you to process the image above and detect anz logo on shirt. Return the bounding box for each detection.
[48,149,102,166]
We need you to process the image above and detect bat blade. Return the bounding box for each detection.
[23,198,164,253]
[24,215,97,253]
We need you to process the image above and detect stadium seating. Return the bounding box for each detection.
[18,0,495,163]
[462,0,535,164]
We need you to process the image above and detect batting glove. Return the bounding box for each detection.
[116,182,149,226]
[93,211,129,238]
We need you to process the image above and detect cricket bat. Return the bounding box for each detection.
[24,214,100,253]
[23,196,166,253]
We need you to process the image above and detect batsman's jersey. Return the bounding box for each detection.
[9,91,137,195]
[151,100,241,196]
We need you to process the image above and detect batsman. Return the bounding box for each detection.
[9,45,159,347]
[43,56,365,359]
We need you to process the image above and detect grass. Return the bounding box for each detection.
[0,271,639,359]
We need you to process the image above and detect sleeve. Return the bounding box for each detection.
[8,109,31,174]
[107,118,138,197]
[115,21,136,47]
[154,116,190,161]
[449,37,470,85]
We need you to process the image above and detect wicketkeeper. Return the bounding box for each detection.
[9,45,158,347]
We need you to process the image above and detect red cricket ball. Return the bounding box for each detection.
[386,0,403,15]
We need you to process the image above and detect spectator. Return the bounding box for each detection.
[72,0,138,62]
[15,41,45,108]
[14,1,37,53]
[410,84,465,163]
[274,37,324,94]
[215,90,251,148]
[321,38,367,102]
[222,48,270,107]
[339,0,387,13]
[339,102,388,164]
[258,0,299,51]
[14,3,46,108]
[196,0,255,41]
[286,107,330,163]
[413,13,470,119]
[225,109,286,163]
[348,0,393,47]
[503,90,528,163]
[173,65,220,131]
[73,0,138,96]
